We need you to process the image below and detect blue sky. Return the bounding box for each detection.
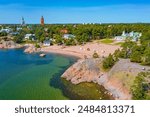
[0,0,150,24]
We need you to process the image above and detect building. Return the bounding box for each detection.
[41,16,44,26]
[0,28,12,33]
[9,32,19,36]
[63,34,75,39]
[114,31,142,42]
[24,34,36,41]
[43,40,51,46]
[16,27,22,31]
[21,17,26,26]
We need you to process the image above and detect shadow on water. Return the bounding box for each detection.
[49,60,114,100]
[49,65,71,89]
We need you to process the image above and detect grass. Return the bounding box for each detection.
[114,42,124,45]
[110,72,136,90]
[99,39,114,44]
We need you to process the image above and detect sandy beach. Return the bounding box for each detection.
[41,42,120,59]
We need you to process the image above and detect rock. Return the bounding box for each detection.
[62,58,103,84]
[62,58,146,100]
[0,44,4,49]
[0,40,22,49]
[24,45,41,53]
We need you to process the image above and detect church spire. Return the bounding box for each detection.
[21,17,25,26]
[41,16,44,26]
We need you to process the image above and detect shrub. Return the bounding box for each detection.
[131,73,146,100]
[35,43,40,48]
[102,54,116,69]
[130,51,142,63]
[93,52,99,58]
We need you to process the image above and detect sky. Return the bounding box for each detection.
[0,0,150,24]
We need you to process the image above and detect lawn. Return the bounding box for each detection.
[114,42,124,45]
[99,39,114,44]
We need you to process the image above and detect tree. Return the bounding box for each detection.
[131,73,146,100]
[141,31,150,44]
[103,54,116,69]
[130,45,143,63]
[0,32,7,37]
[130,51,142,63]
[142,47,150,65]
[14,32,24,43]
[54,34,63,44]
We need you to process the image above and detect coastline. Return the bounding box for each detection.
[41,43,121,100]
[61,58,132,100]
[0,42,122,100]
[41,42,120,59]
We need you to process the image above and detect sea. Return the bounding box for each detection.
[0,48,77,100]
[0,48,112,100]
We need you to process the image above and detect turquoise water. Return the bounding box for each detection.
[0,49,77,100]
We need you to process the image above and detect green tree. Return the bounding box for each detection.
[103,54,115,69]
[130,51,142,63]
[131,73,146,100]
[142,47,150,65]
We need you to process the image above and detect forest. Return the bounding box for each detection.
[1,23,150,45]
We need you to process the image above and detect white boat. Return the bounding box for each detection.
[40,53,46,57]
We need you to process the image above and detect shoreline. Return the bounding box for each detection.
[61,58,132,100]
[40,43,122,99]
[1,42,122,100]
[41,42,120,59]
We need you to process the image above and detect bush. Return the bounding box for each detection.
[102,54,116,69]
[0,32,7,37]
[35,43,40,48]
[65,39,76,46]
[131,72,147,100]
[130,51,142,63]
[93,52,99,58]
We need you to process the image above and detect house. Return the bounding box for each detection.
[63,34,75,39]
[43,38,53,46]
[24,34,36,41]
[114,31,142,42]
[0,28,12,33]
[43,40,51,46]
[9,32,19,36]
[114,36,126,41]
[16,27,22,31]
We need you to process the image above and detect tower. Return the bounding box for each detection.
[41,16,44,26]
[21,17,25,26]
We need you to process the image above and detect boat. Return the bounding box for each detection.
[40,53,46,57]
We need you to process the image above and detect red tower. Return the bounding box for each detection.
[41,16,44,26]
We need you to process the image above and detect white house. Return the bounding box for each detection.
[114,31,142,42]
[17,27,22,31]
[9,32,19,36]
[114,36,126,41]
[43,40,51,46]
[63,34,75,39]
[24,34,36,41]
[0,28,12,33]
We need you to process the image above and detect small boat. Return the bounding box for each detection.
[40,53,46,57]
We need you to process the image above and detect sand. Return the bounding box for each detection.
[41,42,120,59]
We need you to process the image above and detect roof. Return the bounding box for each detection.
[63,34,75,38]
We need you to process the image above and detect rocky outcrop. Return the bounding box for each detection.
[0,40,22,49]
[99,59,150,100]
[62,58,104,84]
[62,58,150,100]
[24,45,41,53]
